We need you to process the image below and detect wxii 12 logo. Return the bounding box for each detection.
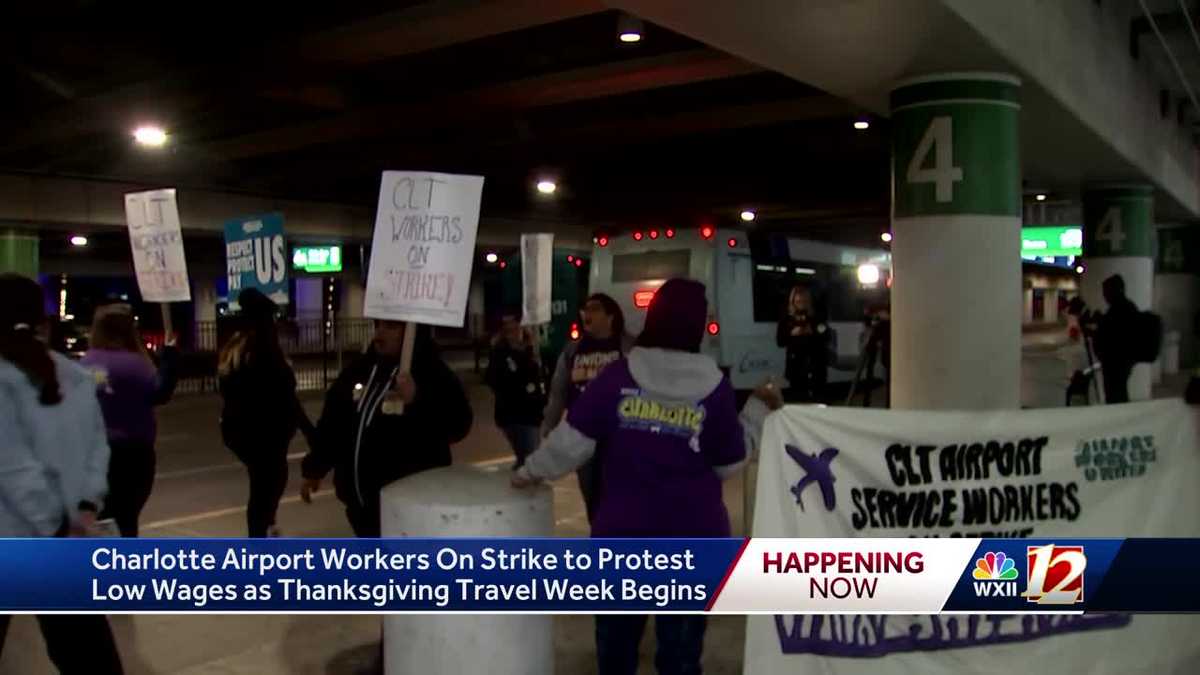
[1022,544,1086,605]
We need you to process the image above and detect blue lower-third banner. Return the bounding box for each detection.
[1,538,1200,612]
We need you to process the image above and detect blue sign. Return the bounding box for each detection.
[224,213,288,306]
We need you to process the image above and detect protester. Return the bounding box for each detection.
[514,278,745,675]
[485,314,545,469]
[0,274,124,673]
[300,320,473,537]
[542,293,634,522]
[776,285,831,403]
[81,304,178,537]
[1093,274,1140,404]
[218,288,314,538]
[1061,297,1094,405]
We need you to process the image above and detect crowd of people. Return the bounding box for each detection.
[0,266,1194,674]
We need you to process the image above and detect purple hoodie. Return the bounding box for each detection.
[80,348,172,445]
[525,346,746,538]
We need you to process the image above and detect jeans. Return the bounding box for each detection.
[99,439,157,538]
[595,615,706,675]
[501,424,541,468]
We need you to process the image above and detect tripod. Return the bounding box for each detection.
[846,319,889,407]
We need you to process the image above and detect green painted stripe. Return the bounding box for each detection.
[891,79,1020,110]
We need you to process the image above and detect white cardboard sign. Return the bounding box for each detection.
[364,171,484,326]
[123,189,191,302]
[521,233,554,326]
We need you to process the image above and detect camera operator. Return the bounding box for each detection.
[776,285,831,403]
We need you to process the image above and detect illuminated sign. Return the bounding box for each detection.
[1022,226,1082,257]
[292,245,342,273]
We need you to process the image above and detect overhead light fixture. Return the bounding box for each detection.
[857,263,881,285]
[618,13,644,43]
[1075,264,1085,274]
[536,179,557,195]
[133,125,168,147]
[853,119,870,130]
[880,232,893,243]
[485,252,498,264]
[1035,194,1047,201]
[740,210,756,222]
[70,235,88,247]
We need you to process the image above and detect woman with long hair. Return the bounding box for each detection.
[80,304,178,537]
[218,288,314,537]
[541,292,634,523]
[776,284,831,403]
[0,274,124,672]
[485,314,546,469]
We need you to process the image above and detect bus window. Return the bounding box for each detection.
[612,250,691,283]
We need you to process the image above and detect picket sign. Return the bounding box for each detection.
[124,189,190,342]
[363,171,485,414]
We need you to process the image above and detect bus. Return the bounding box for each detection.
[587,225,891,390]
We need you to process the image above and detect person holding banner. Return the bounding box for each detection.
[514,278,745,675]
[0,274,124,673]
[81,304,179,537]
[300,320,473,538]
[485,314,546,469]
[542,293,634,523]
[218,288,315,538]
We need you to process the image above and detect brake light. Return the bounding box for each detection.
[633,290,656,308]
[574,258,583,268]
[570,322,581,341]
[665,228,675,238]
[499,261,507,269]
[567,255,575,263]
[649,229,659,240]
[633,231,644,241]
[727,237,737,248]
[707,321,720,336]
[598,236,609,247]
[700,226,714,240]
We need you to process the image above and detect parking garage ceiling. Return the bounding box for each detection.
[1,1,887,247]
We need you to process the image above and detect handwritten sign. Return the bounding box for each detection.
[521,233,553,326]
[124,189,190,303]
[224,213,288,307]
[364,171,484,326]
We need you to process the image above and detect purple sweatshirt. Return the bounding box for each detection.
[80,349,173,446]
[525,346,746,538]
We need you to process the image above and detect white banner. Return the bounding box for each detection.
[123,189,190,302]
[745,400,1200,675]
[364,171,484,326]
[521,233,553,326]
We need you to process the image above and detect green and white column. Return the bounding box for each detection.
[0,229,38,277]
[1153,225,1198,371]
[890,73,1022,410]
[1082,185,1154,400]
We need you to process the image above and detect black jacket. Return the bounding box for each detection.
[1096,297,1139,369]
[776,313,831,375]
[485,341,545,427]
[302,345,473,510]
[219,332,311,452]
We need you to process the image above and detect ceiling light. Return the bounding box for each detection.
[1035,194,1047,201]
[857,263,881,285]
[70,235,88,247]
[1075,265,1085,274]
[618,14,644,43]
[485,252,498,264]
[880,232,893,243]
[853,120,870,130]
[133,125,168,147]
[536,180,557,195]
[740,210,756,222]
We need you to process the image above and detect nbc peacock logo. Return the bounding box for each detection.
[971,551,1019,598]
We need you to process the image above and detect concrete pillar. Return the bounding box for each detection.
[0,229,37,276]
[1154,226,1199,369]
[381,465,553,675]
[1082,185,1155,400]
[889,73,1022,410]
[1022,288,1034,324]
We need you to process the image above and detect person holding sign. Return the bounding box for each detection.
[81,303,179,537]
[485,314,546,469]
[0,274,124,673]
[300,320,473,537]
[513,279,746,675]
[218,289,316,538]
